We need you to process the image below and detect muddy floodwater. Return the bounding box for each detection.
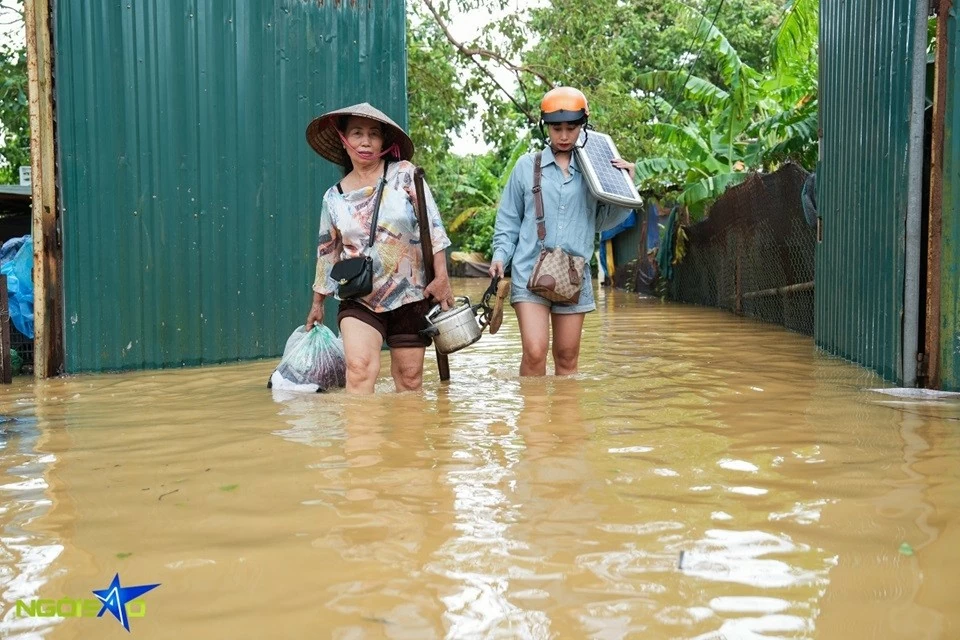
[1,280,958,639]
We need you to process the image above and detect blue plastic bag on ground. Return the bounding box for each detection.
[267,325,346,392]
[1,236,34,338]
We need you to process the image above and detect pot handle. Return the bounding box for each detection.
[473,303,490,330]
[425,296,472,325]
[421,304,441,339]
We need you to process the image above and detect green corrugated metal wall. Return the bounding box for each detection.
[55,0,407,372]
[940,5,960,390]
[816,0,921,384]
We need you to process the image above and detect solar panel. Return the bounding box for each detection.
[574,129,643,208]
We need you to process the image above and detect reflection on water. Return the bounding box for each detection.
[0,280,959,639]
[0,416,62,639]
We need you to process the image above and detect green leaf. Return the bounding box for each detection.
[648,123,714,159]
[771,0,819,76]
[684,5,751,84]
[634,157,693,182]
[449,206,484,232]
[679,172,751,209]
[500,138,528,189]
[644,94,681,121]
[636,70,730,111]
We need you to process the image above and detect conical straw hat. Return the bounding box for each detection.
[305,102,414,166]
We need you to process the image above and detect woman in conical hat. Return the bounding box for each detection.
[304,103,454,394]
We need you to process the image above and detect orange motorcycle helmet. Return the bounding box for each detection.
[540,86,589,124]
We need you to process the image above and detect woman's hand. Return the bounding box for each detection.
[611,158,635,181]
[305,297,325,330]
[424,275,455,311]
[489,260,505,278]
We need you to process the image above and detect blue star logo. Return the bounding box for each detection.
[92,573,160,632]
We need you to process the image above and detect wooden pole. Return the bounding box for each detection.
[413,168,450,382]
[25,0,63,378]
[0,275,10,384]
[924,0,952,388]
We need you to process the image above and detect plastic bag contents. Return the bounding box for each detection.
[268,325,346,393]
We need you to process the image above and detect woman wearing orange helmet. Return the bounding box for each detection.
[489,87,635,377]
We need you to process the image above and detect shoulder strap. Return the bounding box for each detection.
[365,160,390,248]
[533,152,546,242]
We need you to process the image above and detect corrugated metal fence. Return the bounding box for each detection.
[816,0,925,385]
[56,0,407,372]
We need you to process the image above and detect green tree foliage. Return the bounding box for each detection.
[0,44,28,184]
[0,0,28,184]
[415,0,785,159]
[521,0,784,163]
[405,14,475,217]
[444,138,528,258]
[407,6,533,258]
[633,0,819,215]
[410,0,816,245]
[521,0,656,164]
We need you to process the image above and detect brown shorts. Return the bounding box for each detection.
[337,298,433,349]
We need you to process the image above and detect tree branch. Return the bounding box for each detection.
[0,12,24,29]
[421,0,548,125]
[458,44,552,88]
[0,0,23,17]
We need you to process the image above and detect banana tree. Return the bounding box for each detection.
[759,0,819,168]
[446,138,529,257]
[633,0,819,216]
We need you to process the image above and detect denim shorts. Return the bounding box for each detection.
[510,274,596,314]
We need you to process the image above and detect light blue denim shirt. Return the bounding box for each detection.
[491,147,632,287]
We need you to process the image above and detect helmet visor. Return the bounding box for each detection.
[541,109,587,124]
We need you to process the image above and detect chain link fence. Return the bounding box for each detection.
[610,163,816,334]
[667,163,815,335]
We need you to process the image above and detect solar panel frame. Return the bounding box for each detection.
[574,130,644,208]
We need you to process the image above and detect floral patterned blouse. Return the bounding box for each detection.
[313,160,451,313]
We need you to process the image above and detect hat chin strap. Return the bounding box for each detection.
[338,131,401,161]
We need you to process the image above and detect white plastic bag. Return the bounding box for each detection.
[267,325,346,393]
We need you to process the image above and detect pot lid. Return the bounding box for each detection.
[430,298,473,323]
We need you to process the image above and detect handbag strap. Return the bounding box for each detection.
[365,160,390,249]
[533,152,546,243]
